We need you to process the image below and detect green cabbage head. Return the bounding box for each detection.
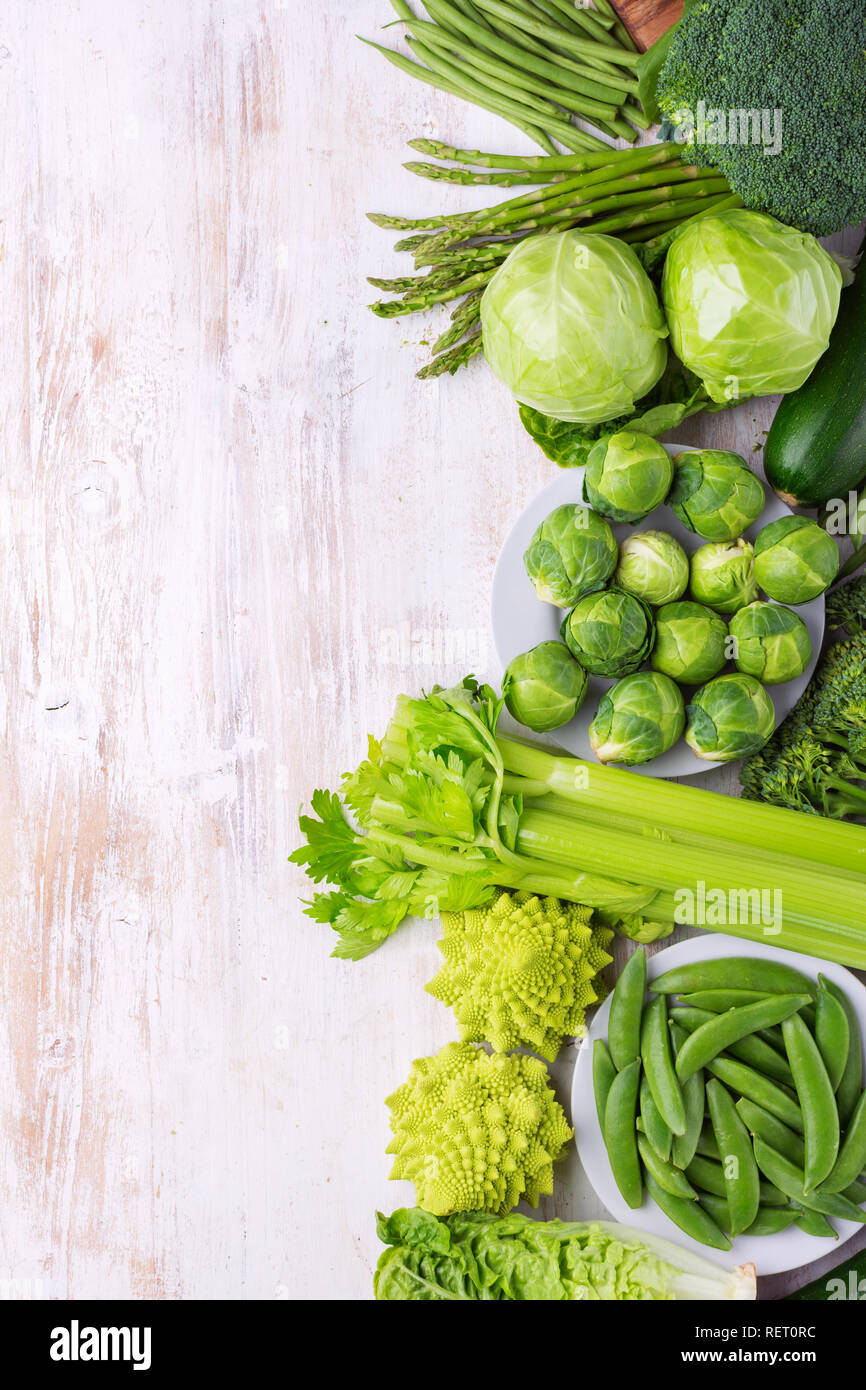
[661,210,842,404]
[482,231,669,424]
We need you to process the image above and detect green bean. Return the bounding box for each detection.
[670,1007,795,1086]
[637,1132,698,1199]
[823,978,862,1127]
[674,995,811,1082]
[752,1138,866,1223]
[698,1193,800,1237]
[815,975,850,1093]
[782,1013,839,1190]
[820,1090,866,1194]
[603,1058,642,1208]
[736,1097,805,1168]
[592,1038,617,1135]
[669,1022,704,1170]
[644,1171,731,1251]
[792,1205,838,1239]
[608,946,646,1071]
[651,958,814,998]
[705,1054,804,1133]
[678,990,772,1012]
[706,1079,761,1235]
[639,1074,672,1161]
[641,996,686,1136]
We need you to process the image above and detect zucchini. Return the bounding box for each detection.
[764,247,866,508]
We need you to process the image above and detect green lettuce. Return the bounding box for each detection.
[374,1208,756,1301]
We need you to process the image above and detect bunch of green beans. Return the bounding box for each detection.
[594,951,866,1250]
[367,140,737,377]
[363,0,645,156]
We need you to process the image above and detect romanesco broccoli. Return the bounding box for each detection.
[386,1041,573,1215]
[426,890,613,1062]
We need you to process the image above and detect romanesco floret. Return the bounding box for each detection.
[426,890,613,1061]
[386,1041,573,1215]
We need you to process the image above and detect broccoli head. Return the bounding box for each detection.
[656,0,866,236]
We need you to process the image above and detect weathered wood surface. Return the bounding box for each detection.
[1,0,862,1302]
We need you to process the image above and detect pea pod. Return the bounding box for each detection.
[651,957,814,998]
[695,1121,720,1161]
[608,946,646,1071]
[814,976,850,1093]
[792,1205,837,1239]
[705,1053,804,1132]
[823,978,862,1127]
[699,1193,800,1237]
[752,1138,866,1224]
[644,1170,732,1251]
[639,1074,672,1161]
[678,989,771,1012]
[819,1090,866,1194]
[640,995,686,1136]
[706,1078,761,1235]
[603,1058,642,1208]
[637,1132,698,1200]
[674,994,811,1082]
[685,1153,785,1206]
[669,1021,704,1171]
[736,1097,804,1168]
[782,1013,839,1190]
[592,1038,617,1135]
[670,1006,794,1085]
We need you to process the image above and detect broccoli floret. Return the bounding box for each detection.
[656,0,866,236]
[740,632,866,817]
[826,576,866,635]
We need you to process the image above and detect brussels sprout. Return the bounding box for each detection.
[502,641,589,732]
[523,503,618,607]
[668,449,766,542]
[651,601,729,685]
[561,586,655,678]
[615,530,689,605]
[753,516,840,604]
[685,673,776,763]
[690,539,757,614]
[661,210,842,405]
[481,230,668,424]
[589,671,685,766]
[729,602,812,685]
[583,431,674,524]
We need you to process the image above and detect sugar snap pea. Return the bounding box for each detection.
[686,1152,786,1206]
[603,1058,642,1208]
[608,946,646,1071]
[641,995,686,1135]
[819,1090,866,1194]
[782,1013,839,1190]
[678,989,771,1012]
[705,1053,804,1132]
[695,1121,720,1161]
[814,976,850,1093]
[639,1073,672,1160]
[736,1097,804,1168]
[644,1170,731,1251]
[675,995,811,1082]
[670,1006,795,1085]
[669,1021,704,1171]
[792,1204,838,1239]
[651,957,814,998]
[706,1078,761,1235]
[592,1038,617,1135]
[752,1138,866,1223]
[637,1132,698,1199]
[698,1193,799,1237]
[823,978,862,1127]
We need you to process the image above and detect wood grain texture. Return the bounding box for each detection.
[0,0,862,1302]
[610,0,683,50]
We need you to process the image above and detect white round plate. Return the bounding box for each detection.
[572,934,866,1276]
[491,446,825,776]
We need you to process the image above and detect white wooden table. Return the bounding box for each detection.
[1,0,862,1301]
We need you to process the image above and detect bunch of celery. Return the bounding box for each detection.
[291,679,866,965]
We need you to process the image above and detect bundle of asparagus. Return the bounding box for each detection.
[363,0,647,152]
[367,142,738,377]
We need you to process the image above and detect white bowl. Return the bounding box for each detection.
[491,447,825,777]
[571,934,866,1276]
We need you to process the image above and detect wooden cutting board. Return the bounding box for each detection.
[609,0,683,51]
